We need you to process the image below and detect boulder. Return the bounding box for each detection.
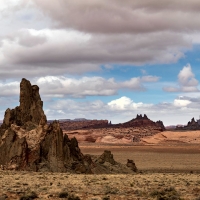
[96,150,116,165]
[126,159,137,172]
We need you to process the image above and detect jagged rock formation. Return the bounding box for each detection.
[0,78,83,172]
[156,120,166,131]
[176,117,200,130]
[121,114,165,131]
[0,78,137,174]
[1,78,44,130]
[96,150,116,165]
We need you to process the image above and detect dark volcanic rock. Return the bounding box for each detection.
[0,78,137,174]
[0,78,83,172]
[2,78,45,129]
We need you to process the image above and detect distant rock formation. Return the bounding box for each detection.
[176,117,200,130]
[59,119,109,130]
[156,120,165,131]
[121,114,165,131]
[59,114,165,132]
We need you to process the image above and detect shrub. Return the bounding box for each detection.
[58,191,68,198]
[68,194,80,200]
[20,191,38,200]
[150,187,181,200]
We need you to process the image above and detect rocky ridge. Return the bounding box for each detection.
[63,114,165,144]
[0,78,136,173]
[176,117,200,130]
[120,114,165,131]
[59,119,109,131]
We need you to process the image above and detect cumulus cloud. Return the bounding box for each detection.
[0,75,160,98]
[174,99,191,107]
[108,96,152,110]
[37,75,159,97]
[163,64,199,92]
[1,0,199,77]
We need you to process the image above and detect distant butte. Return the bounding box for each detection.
[61,114,165,144]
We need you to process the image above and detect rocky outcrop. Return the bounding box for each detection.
[0,78,83,172]
[1,78,45,129]
[121,114,165,131]
[0,78,138,174]
[126,159,137,172]
[156,120,166,131]
[96,150,116,165]
[176,117,200,130]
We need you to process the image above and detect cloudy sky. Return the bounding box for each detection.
[1,0,200,125]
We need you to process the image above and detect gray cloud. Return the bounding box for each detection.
[0,0,198,77]
[0,29,191,78]
[32,0,200,34]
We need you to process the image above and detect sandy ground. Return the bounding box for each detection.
[141,130,200,144]
[64,129,200,145]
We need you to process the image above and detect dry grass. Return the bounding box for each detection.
[0,144,200,199]
[0,171,200,199]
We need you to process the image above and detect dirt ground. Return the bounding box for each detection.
[0,144,200,199]
[80,144,200,173]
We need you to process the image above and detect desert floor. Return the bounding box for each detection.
[1,131,200,200]
[0,145,200,200]
[0,170,200,200]
[80,143,200,173]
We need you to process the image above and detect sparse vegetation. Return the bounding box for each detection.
[150,187,181,200]
[20,191,38,200]
[58,191,68,198]
[0,170,199,199]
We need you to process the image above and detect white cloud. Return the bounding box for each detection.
[174,99,191,107]
[43,95,200,126]
[163,64,199,92]
[108,96,151,110]
[0,75,159,98]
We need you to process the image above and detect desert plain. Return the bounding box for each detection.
[0,130,200,200]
